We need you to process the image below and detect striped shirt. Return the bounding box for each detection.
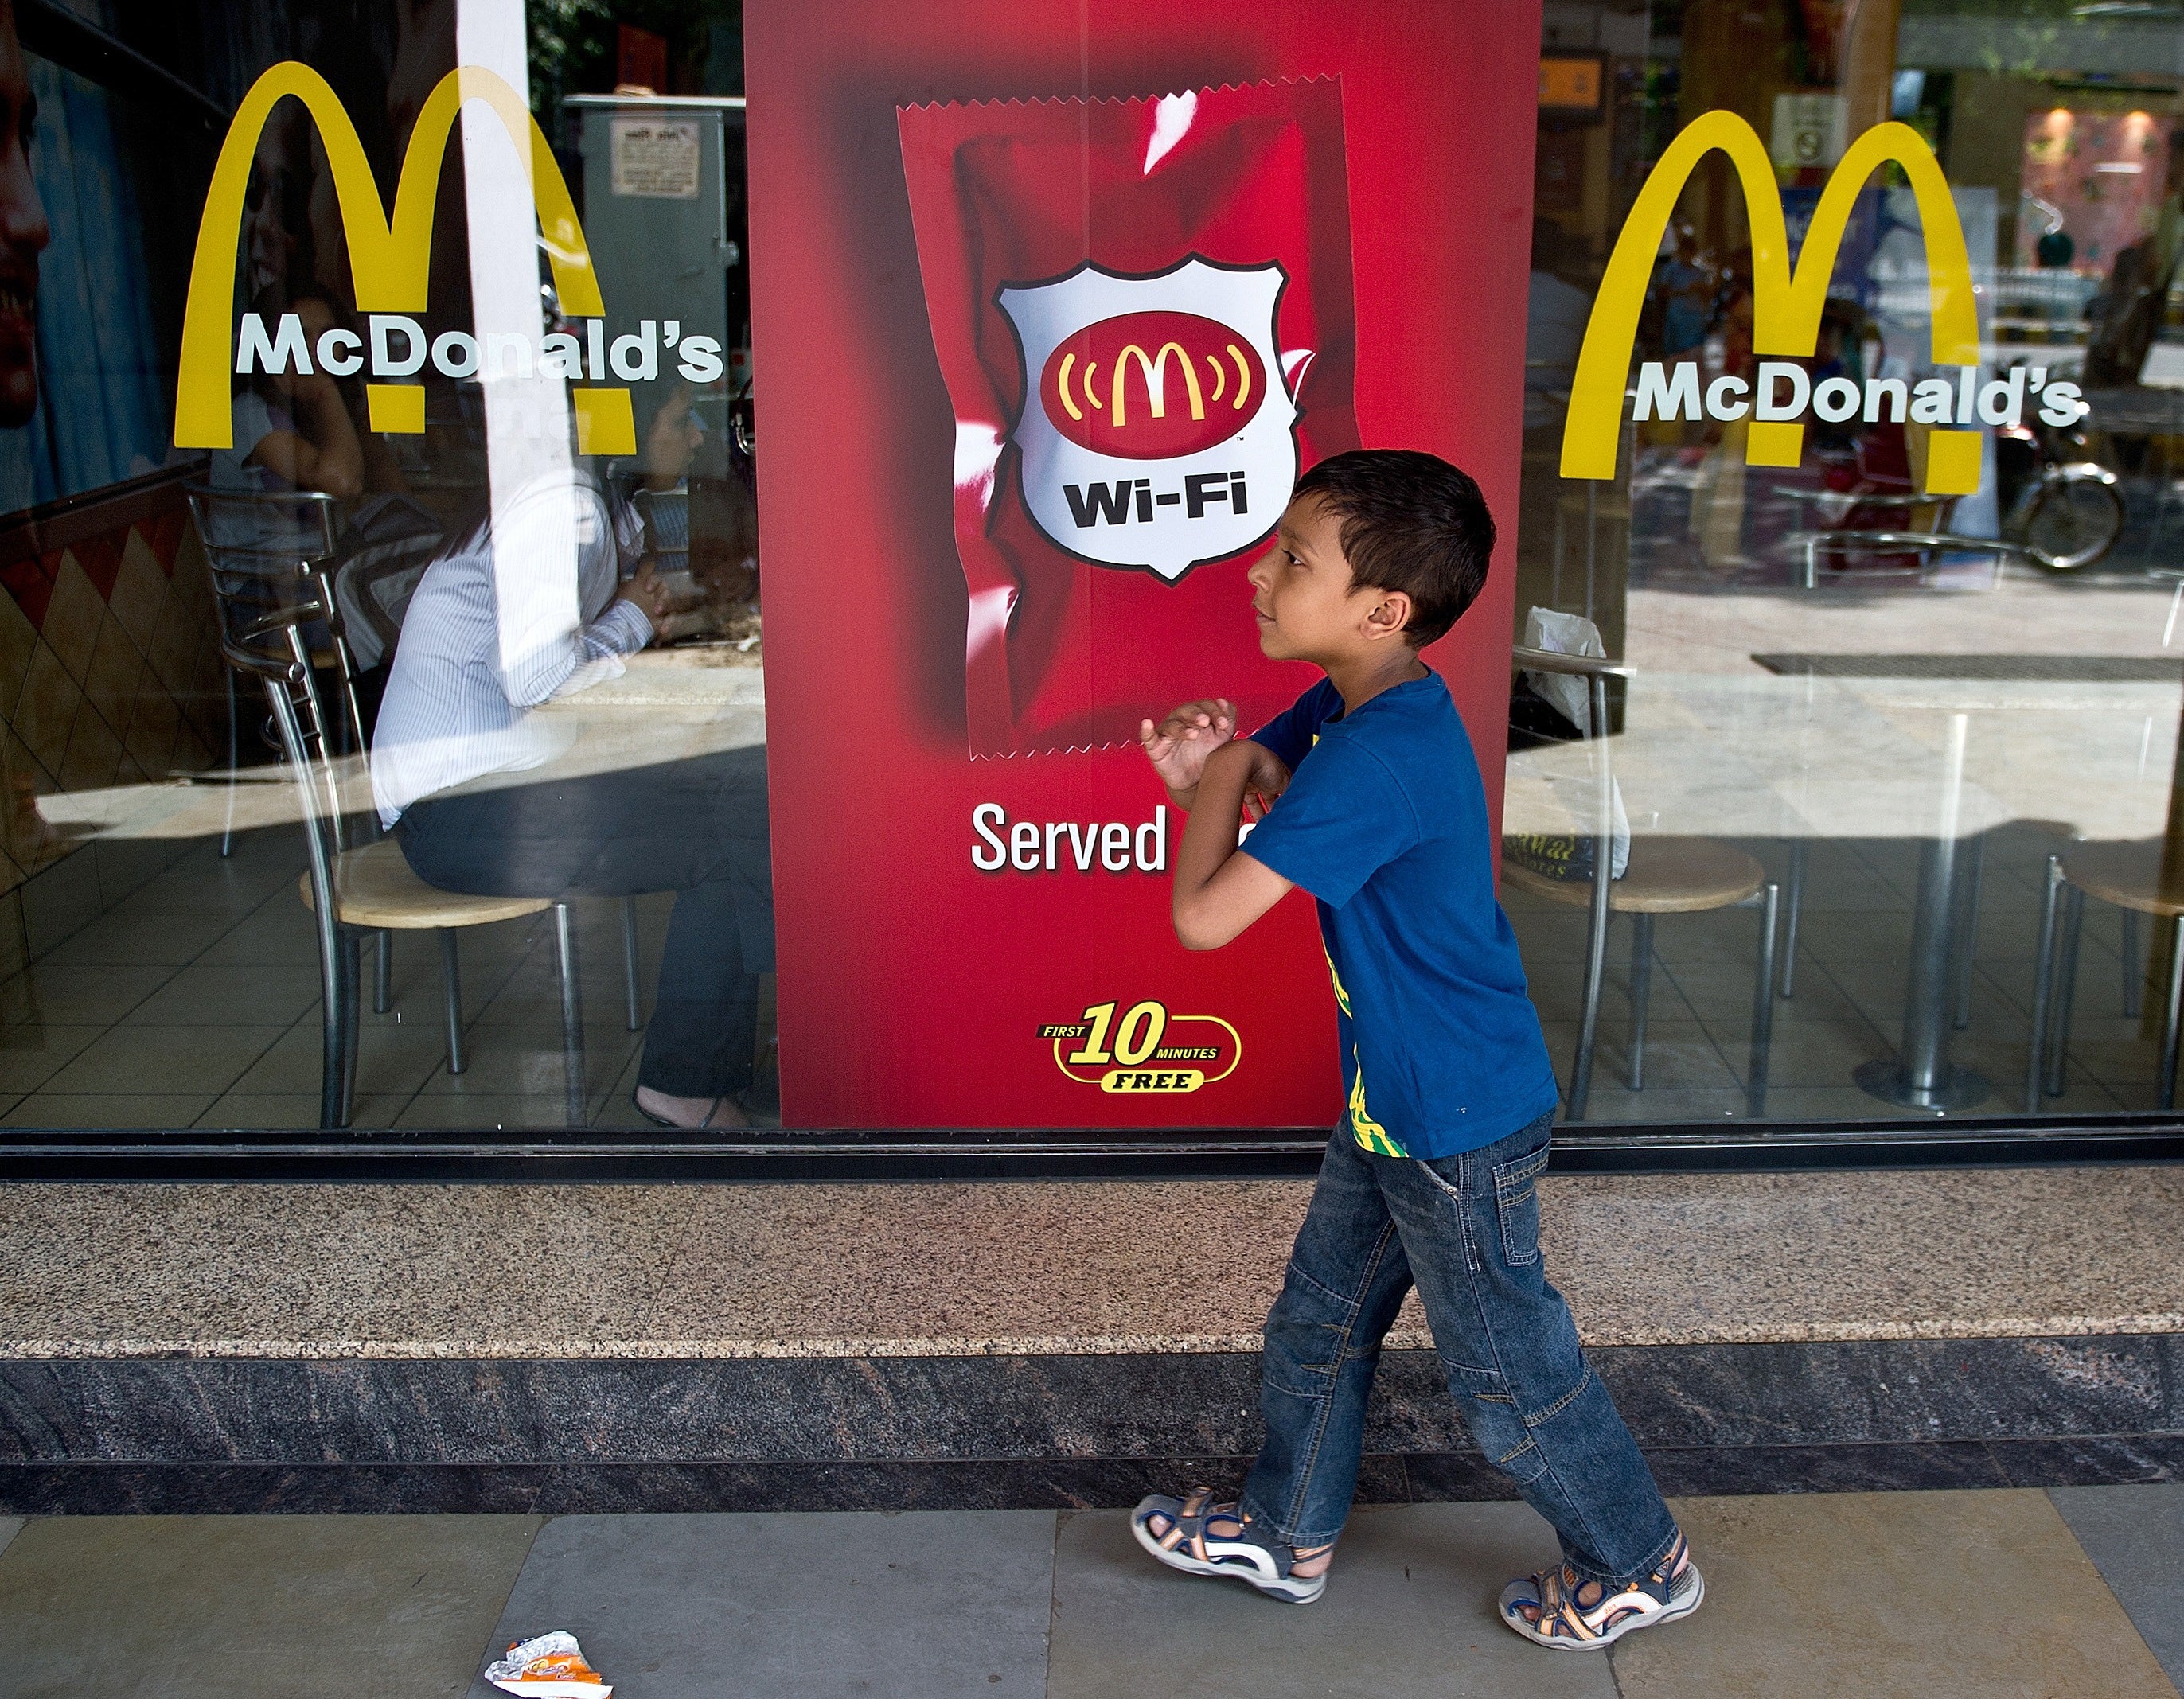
[371,471,653,828]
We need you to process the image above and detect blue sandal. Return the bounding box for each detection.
[1130,1487,1328,1604]
[1499,1530,1703,1650]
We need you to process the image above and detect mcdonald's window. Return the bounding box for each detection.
[0,0,769,1136]
[1516,0,2184,1127]
[1,0,2180,1144]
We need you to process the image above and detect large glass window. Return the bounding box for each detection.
[0,0,769,1132]
[1514,0,2184,1125]
[3,0,2174,1143]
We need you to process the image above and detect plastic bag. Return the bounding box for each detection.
[1513,606,1628,880]
[898,79,1360,756]
[483,1631,612,1697]
[1522,606,1607,735]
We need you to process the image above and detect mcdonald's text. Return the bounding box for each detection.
[1632,360,2086,430]
[234,312,726,387]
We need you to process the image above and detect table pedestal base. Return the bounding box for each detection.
[1854,1057,1990,1112]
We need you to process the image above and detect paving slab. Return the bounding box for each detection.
[0,1515,18,1559]
[465,1510,1056,1698]
[1611,1489,2180,1699]
[2050,1484,2184,1689]
[0,1513,541,1699]
[1045,1503,1620,1699]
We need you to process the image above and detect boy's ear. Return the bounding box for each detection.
[1362,588,1414,644]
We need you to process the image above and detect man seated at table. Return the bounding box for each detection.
[369,462,774,1128]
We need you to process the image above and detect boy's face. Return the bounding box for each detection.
[1246,495,1411,664]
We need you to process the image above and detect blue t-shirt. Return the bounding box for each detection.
[1243,672,1559,1159]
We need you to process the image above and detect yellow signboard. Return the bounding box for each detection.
[1559,111,1983,496]
[175,62,636,456]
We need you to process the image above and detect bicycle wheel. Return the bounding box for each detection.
[2021,473,2124,570]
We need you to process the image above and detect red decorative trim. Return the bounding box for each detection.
[0,464,197,575]
[72,532,122,599]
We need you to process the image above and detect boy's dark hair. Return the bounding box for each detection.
[1291,449,1495,647]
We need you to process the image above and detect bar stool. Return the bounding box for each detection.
[2026,841,2184,1112]
[1503,646,1780,1121]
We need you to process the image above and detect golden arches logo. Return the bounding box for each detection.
[1113,342,1203,426]
[1038,309,1262,460]
[1560,111,1982,497]
[175,61,634,456]
[1051,341,1251,425]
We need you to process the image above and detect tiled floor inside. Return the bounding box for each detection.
[0,807,2161,1128]
[0,824,688,1131]
[0,1487,2176,1697]
[1503,819,2164,1124]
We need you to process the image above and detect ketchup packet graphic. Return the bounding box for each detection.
[899,80,1359,757]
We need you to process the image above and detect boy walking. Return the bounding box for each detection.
[1130,450,1701,1650]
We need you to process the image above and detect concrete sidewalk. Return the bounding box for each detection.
[0,1486,2177,1697]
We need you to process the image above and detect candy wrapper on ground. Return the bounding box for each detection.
[483,1631,611,1697]
[898,79,1359,757]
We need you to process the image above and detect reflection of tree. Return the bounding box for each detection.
[528,0,613,119]
[525,0,741,125]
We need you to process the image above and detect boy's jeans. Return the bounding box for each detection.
[1238,1111,1679,1587]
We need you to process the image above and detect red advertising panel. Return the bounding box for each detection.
[747,0,1542,1128]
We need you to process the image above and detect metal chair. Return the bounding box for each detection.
[330,518,647,1038]
[1503,645,1780,1121]
[2026,841,2184,1112]
[185,483,364,855]
[1775,485,1996,589]
[190,491,592,1128]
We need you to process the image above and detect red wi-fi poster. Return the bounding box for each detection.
[744,0,1541,1128]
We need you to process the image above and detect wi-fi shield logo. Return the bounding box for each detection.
[997,256,1297,583]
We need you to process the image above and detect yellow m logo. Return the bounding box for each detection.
[1113,342,1205,427]
[175,62,634,455]
[1560,111,1981,497]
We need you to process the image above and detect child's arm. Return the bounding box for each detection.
[1171,738,1296,950]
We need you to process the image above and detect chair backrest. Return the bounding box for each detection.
[187,479,366,731]
[333,531,443,672]
[188,480,339,649]
[185,481,372,877]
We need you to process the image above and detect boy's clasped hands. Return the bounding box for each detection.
[1137,697,1289,821]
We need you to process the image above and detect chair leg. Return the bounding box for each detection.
[1778,838,1808,997]
[1952,830,1983,1031]
[621,895,642,1032]
[2122,908,2143,1020]
[312,883,347,1131]
[2045,885,2086,1098]
[335,926,361,1128]
[373,929,393,1015]
[438,929,466,1074]
[1749,882,1780,1119]
[2026,855,2065,1115]
[220,668,239,859]
[2163,915,2184,1111]
[1568,901,1611,1124]
[555,902,587,1127]
[1627,913,1655,1089]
